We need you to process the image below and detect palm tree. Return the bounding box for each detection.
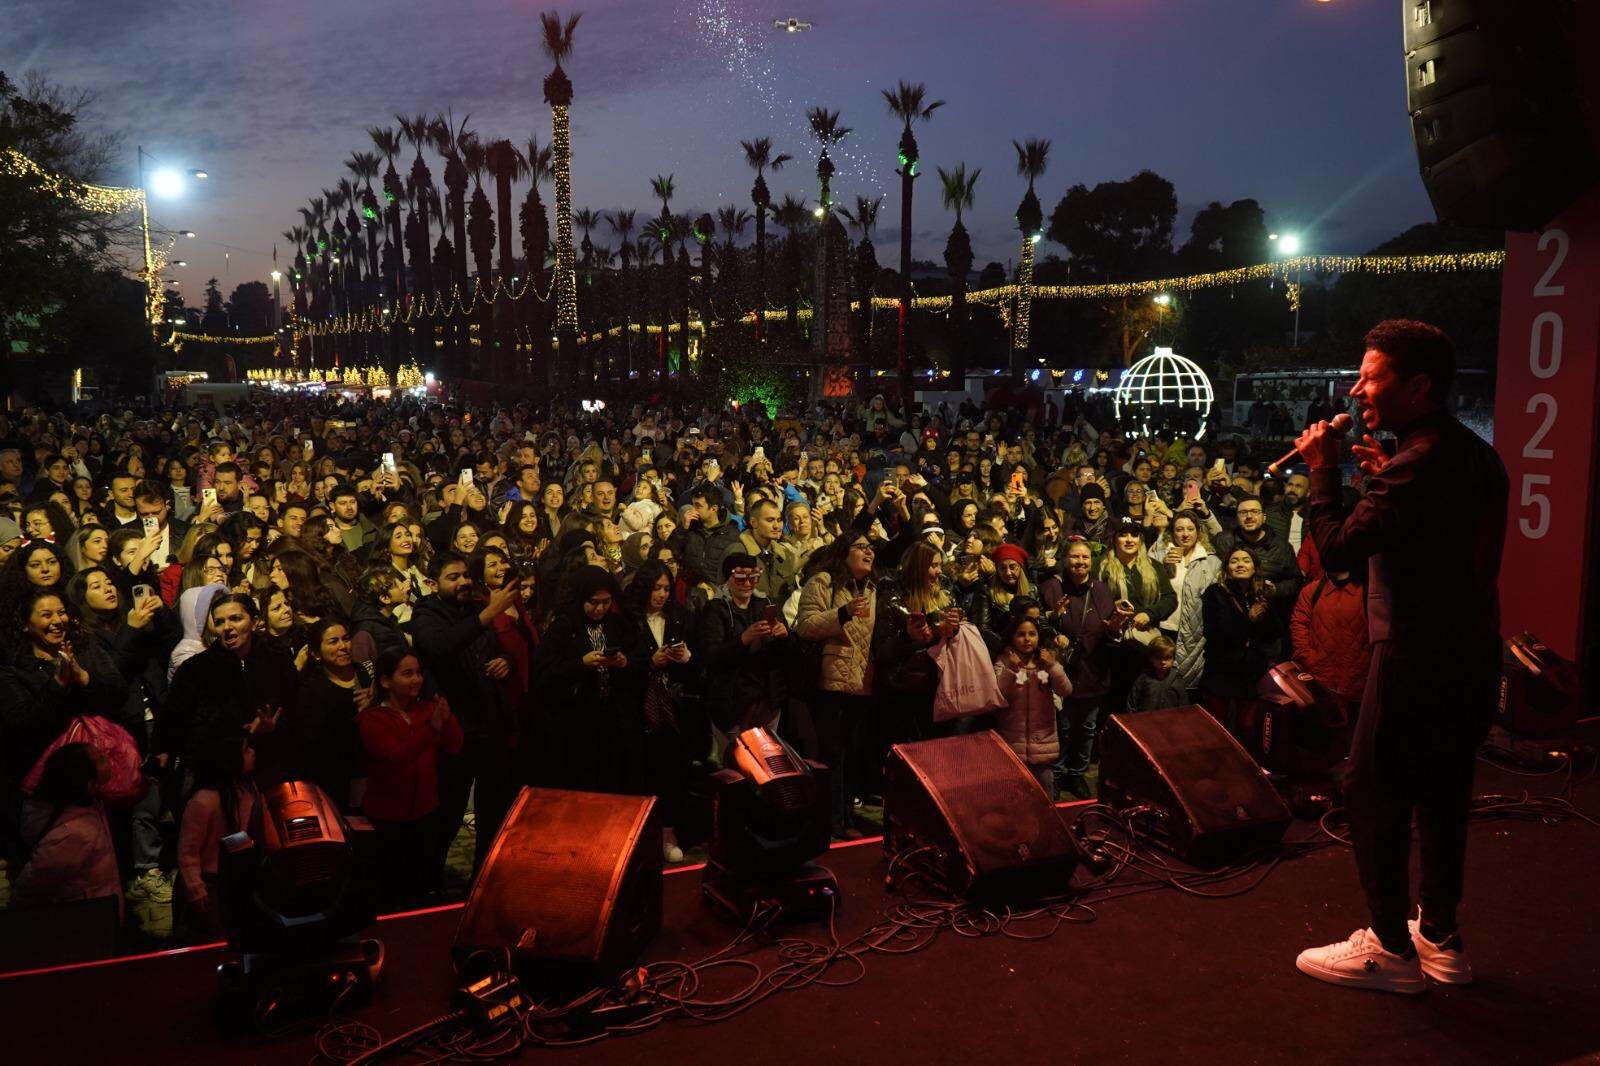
[771,194,811,333]
[369,126,407,310]
[519,136,554,369]
[397,114,435,294]
[883,81,944,409]
[483,139,526,289]
[648,176,676,373]
[714,205,751,325]
[346,151,383,307]
[938,163,980,383]
[541,9,583,382]
[432,111,475,292]
[608,208,637,374]
[740,137,791,344]
[840,195,883,357]
[1012,137,1051,368]
[574,207,602,274]
[465,139,495,287]
[804,107,850,212]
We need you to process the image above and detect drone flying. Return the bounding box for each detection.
[774,17,813,33]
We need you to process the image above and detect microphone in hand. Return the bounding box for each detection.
[1270,412,1353,477]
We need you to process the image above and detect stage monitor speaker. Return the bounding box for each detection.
[1404,0,1598,231]
[453,787,661,989]
[882,731,1079,902]
[1099,706,1291,865]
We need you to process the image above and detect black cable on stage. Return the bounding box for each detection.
[310,762,1598,1061]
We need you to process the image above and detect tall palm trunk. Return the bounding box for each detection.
[548,75,577,385]
[897,126,915,402]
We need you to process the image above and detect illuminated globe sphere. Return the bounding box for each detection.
[1113,347,1214,438]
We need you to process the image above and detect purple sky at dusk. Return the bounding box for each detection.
[8,0,1433,295]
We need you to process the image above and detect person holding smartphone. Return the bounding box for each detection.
[796,535,879,838]
[530,566,644,797]
[623,560,698,863]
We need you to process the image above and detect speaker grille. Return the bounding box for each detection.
[884,732,1077,901]
[455,788,661,974]
[1100,706,1291,864]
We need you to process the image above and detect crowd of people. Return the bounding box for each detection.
[0,383,1372,947]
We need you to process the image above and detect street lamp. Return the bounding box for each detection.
[135,146,205,339]
[1153,292,1171,307]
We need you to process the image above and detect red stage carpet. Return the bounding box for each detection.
[2,763,1595,1065]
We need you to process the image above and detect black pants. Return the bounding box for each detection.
[811,692,872,832]
[435,735,515,877]
[369,811,441,911]
[1345,638,1495,950]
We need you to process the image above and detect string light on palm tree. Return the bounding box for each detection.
[1011,137,1050,371]
[541,9,583,378]
[1270,232,1305,347]
[741,137,791,345]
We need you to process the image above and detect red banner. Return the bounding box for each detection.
[1493,188,1600,660]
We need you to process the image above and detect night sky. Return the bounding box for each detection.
[8,0,1433,295]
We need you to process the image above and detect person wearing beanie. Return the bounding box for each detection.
[1075,483,1113,547]
[0,516,23,568]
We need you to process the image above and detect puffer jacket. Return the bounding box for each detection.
[1171,550,1224,690]
[1288,573,1371,701]
[993,652,1071,767]
[795,572,877,696]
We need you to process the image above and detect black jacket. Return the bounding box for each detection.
[679,520,743,587]
[290,664,369,806]
[1215,525,1303,612]
[1307,408,1507,649]
[1199,582,1283,699]
[408,594,509,741]
[158,639,298,774]
[349,600,411,666]
[531,610,645,792]
[0,640,128,790]
[696,593,788,731]
[1052,578,1120,700]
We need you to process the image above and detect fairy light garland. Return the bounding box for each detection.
[1015,235,1036,352]
[298,250,1504,340]
[2,148,145,213]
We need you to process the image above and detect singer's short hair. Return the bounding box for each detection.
[1365,319,1455,402]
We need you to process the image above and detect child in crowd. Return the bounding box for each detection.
[358,648,462,909]
[993,615,1072,797]
[15,743,122,922]
[174,734,260,942]
[1125,633,1189,713]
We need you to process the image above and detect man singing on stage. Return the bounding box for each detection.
[1291,319,1507,994]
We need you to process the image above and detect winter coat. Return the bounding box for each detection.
[349,600,411,667]
[738,530,802,602]
[1171,551,1224,690]
[408,594,510,741]
[993,653,1072,766]
[1050,578,1120,700]
[1214,526,1303,613]
[290,665,370,805]
[529,610,645,794]
[0,640,129,792]
[680,520,743,586]
[357,698,464,822]
[1125,670,1191,713]
[1289,574,1371,701]
[14,804,122,919]
[796,572,878,697]
[160,639,297,775]
[1094,554,1177,629]
[697,592,788,730]
[177,785,259,904]
[1199,582,1284,699]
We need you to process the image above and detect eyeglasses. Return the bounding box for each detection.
[848,542,875,553]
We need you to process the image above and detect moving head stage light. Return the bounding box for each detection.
[702,728,838,926]
[215,781,382,1033]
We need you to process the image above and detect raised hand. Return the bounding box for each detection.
[1349,434,1390,476]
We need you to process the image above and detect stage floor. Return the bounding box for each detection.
[2,763,1596,1065]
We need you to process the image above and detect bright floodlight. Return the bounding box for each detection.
[191,169,209,180]
[1153,293,1171,306]
[270,270,282,282]
[1276,233,1302,256]
[812,205,825,218]
[149,169,186,197]
[1114,346,1215,440]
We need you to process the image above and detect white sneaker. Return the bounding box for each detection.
[1295,927,1426,994]
[126,868,173,904]
[1409,912,1473,985]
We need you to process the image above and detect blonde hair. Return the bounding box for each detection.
[1098,539,1159,602]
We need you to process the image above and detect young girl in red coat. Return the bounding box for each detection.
[358,648,463,909]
